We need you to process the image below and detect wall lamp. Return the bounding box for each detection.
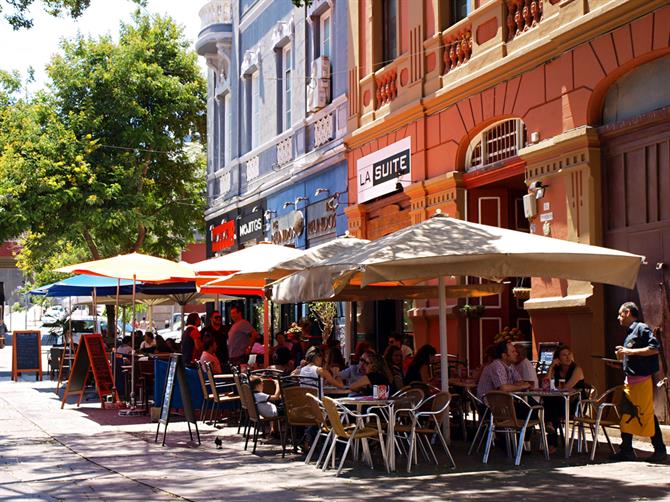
[282,201,295,209]
[530,180,549,200]
[295,196,309,205]
[314,188,330,196]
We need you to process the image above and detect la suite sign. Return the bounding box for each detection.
[356,137,411,203]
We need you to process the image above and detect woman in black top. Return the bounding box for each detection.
[405,344,437,386]
[544,344,588,452]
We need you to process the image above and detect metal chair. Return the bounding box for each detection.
[317,395,389,476]
[204,362,239,426]
[569,385,623,461]
[279,382,322,458]
[483,391,549,466]
[196,364,215,424]
[394,392,456,472]
[238,375,286,454]
[466,389,490,455]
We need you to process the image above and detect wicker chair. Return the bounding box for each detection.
[204,362,239,426]
[317,395,389,476]
[569,385,623,461]
[197,364,215,424]
[484,391,549,466]
[279,383,324,459]
[238,376,286,454]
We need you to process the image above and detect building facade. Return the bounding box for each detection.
[196,0,350,261]
[345,0,670,393]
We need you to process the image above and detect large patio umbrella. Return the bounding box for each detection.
[271,213,644,394]
[56,253,196,406]
[193,243,305,364]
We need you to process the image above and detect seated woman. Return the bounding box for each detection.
[139,331,156,354]
[324,345,346,375]
[299,346,344,389]
[199,336,223,375]
[350,351,392,396]
[384,345,405,391]
[404,344,437,386]
[543,344,587,453]
[154,334,172,353]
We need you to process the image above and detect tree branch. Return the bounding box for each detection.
[82,229,101,260]
[131,223,146,251]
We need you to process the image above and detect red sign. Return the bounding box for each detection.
[212,220,236,252]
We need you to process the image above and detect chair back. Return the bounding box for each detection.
[197,364,210,400]
[251,368,285,379]
[430,391,452,423]
[320,396,349,438]
[205,362,223,401]
[233,373,248,412]
[262,378,277,395]
[239,378,260,421]
[598,385,624,423]
[281,374,322,396]
[485,391,519,428]
[282,385,322,427]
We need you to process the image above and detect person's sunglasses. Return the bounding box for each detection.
[212,316,221,320]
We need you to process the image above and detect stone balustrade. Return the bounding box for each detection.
[374,66,398,109]
[442,22,473,73]
[506,0,543,41]
[276,137,292,167]
[199,0,232,29]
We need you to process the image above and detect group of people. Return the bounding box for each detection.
[115,330,178,357]
[474,301,666,462]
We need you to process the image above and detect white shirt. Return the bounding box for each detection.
[515,358,538,388]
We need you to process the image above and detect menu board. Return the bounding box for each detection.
[61,333,118,408]
[12,330,42,381]
[155,353,200,446]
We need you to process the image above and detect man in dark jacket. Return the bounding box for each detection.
[201,310,229,370]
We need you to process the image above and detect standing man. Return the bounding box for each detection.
[227,305,258,366]
[201,310,229,370]
[612,302,667,462]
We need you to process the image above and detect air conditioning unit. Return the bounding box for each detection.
[522,193,537,219]
[307,55,331,112]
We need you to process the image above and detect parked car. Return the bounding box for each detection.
[61,316,134,345]
[41,305,67,325]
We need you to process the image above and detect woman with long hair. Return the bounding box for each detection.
[350,351,393,395]
[404,344,437,385]
[181,312,202,365]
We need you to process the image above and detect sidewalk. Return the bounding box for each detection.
[1,345,670,501]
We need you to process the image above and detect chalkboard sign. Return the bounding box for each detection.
[537,341,560,374]
[155,353,200,446]
[12,330,42,381]
[61,333,118,408]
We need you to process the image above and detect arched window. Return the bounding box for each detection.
[465,118,527,172]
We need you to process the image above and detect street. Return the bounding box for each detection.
[1,342,669,501]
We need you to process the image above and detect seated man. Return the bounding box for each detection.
[477,340,532,402]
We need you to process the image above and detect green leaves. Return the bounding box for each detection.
[0,11,206,279]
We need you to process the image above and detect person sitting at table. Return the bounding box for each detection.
[325,345,346,375]
[543,344,587,453]
[117,335,133,356]
[338,341,372,384]
[472,344,496,383]
[299,346,344,389]
[350,351,393,396]
[139,331,156,354]
[250,375,281,418]
[388,332,414,359]
[514,343,538,389]
[154,334,171,353]
[476,340,532,401]
[199,336,222,375]
[269,346,294,376]
[404,344,436,386]
[273,331,293,352]
[384,345,405,391]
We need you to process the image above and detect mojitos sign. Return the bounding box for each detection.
[356,137,411,203]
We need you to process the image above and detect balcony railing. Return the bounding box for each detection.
[442,21,473,74]
[199,0,232,30]
[374,67,398,109]
[506,0,543,41]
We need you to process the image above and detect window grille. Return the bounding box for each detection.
[466,118,526,171]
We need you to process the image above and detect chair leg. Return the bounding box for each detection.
[322,436,338,472]
[306,430,322,464]
[515,424,529,466]
[314,432,332,468]
[602,426,615,453]
[468,410,488,455]
[434,421,456,468]
[252,423,260,454]
[589,411,603,461]
[377,427,389,473]
[336,436,355,477]
[244,421,251,451]
[539,417,550,460]
[482,416,494,463]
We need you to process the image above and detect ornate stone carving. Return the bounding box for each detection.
[198,0,232,28]
[313,113,334,148]
[276,137,292,166]
[246,156,260,181]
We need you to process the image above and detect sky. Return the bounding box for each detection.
[0,0,205,93]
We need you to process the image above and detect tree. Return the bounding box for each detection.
[0,12,207,279]
[2,0,145,30]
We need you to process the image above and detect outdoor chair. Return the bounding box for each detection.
[238,376,286,455]
[569,385,623,461]
[48,347,64,380]
[483,391,549,466]
[315,395,389,477]
[280,374,322,397]
[196,364,216,424]
[233,373,249,436]
[204,362,239,427]
[394,392,456,472]
[279,382,323,458]
[250,368,285,379]
[465,389,490,456]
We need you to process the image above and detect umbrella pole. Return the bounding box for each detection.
[92,287,98,333]
[438,276,450,443]
[131,275,137,407]
[263,295,269,368]
[113,279,120,399]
